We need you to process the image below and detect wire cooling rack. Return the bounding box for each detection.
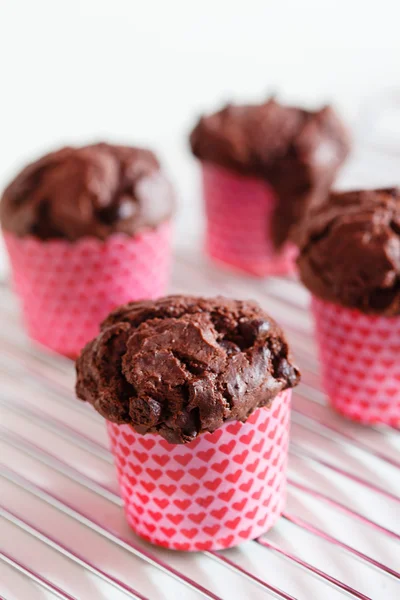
[0,249,399,600]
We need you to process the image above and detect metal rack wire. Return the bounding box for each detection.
[0,253,399,599]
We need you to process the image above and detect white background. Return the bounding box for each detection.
[1,0,400,267]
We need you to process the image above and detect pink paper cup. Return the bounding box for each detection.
[312,297,400,426]
[202,163,298,278]
[107,389,291,551]
[3,222,172,358]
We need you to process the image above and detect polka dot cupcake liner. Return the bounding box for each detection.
[3,223,172,358]
[107,389,291,551]
[202,163,298,278]
[312,296,400,426]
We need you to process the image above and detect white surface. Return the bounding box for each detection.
[0,264,399,599]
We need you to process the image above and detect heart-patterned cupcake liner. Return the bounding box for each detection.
[107,389,291,551]
[202,163,298,278]
[312,297,400,426]
[3,223,172,358]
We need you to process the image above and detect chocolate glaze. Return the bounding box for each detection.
[0,143,175,241]
[190,98,350,248]
[76,295,300,444]
[298,188,400,315]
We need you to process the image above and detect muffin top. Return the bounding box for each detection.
[0,143,175,241]
[76,295,300,444]
[190,98,350,247]
[298,188,400,316]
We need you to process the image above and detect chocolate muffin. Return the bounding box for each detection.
[297,188,400,316]
[1,143,175,358]
[297,188,400,426]
[190,97,350,248]
[76,295,300,443]
[0,142,174,241]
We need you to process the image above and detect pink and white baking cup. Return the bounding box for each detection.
[312,297,400,426]
[3,222,172,358]
[202,163,298,277]
[107,389,291,551]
